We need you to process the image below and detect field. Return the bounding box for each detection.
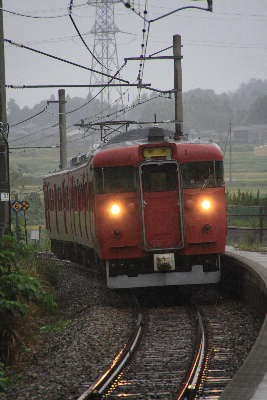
[216,142,267,195]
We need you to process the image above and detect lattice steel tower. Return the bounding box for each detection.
[87,0,123,115]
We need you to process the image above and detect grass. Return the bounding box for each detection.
[27,226,51,252]
[234,242,267,252]
[11,225,51,252]
[39,319,73,335]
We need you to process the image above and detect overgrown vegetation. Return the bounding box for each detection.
[230,232,267,252]
[0,236,59,394]
[226,189,267,206]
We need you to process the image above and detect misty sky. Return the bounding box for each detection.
[3,0,267,109]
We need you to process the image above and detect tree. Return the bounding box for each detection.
[245,95,267,125]
[9,164,32,194]
[7,99,21,125]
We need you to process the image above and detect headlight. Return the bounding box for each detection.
[111,204,120,215]
[202,200,211,210]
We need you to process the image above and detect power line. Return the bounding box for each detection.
[0,7,67,19]
[10,145,59,149]
[9,123,59,143]
[4,39,129,83]
[68,0,105,69]
[7,84,151,89]
[70,93,170,143]
[120,1,212,23]
[9,105,49,128]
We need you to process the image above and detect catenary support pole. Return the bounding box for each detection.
[0,0,10,238]
[173,34,183,135]
[58,89,67,170]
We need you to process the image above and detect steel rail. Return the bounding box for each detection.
[77,310,143,400]
[175,310,206,400]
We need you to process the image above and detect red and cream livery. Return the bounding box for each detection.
[43,127,227,288]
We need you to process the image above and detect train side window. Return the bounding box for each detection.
[94,166,137,194]
[142,163,177,192]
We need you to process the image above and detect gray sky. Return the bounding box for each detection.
[3,0,267,109]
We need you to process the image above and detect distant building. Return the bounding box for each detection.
[233,124,267,144]
[254,145,267,156]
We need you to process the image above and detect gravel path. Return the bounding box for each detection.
[2,259,135,400]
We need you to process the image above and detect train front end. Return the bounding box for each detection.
[93,130,227,288]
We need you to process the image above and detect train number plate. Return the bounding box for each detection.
[153,253,175,272]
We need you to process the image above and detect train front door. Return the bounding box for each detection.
[140,162,184,251]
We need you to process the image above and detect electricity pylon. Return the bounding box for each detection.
[87,0,124,117]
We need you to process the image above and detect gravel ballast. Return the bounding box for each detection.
[2,259,135,400]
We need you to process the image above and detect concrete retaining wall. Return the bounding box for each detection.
[219,251,267,400]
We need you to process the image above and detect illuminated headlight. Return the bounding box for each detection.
[111,205,120,215]
[202,200,211,210]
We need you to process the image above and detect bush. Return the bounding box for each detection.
[0,236,58,367]
[0,362,12,395]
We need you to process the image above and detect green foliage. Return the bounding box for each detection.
[0,236,58,372]
[9,164,34,195]
[39,319,72,335]
[24,192,45,225]
[10,192,45,228]
[0,236,57,319]
[233,236,267,252]
[36,258,60,290]
[226,190,267,230]
[244,95,267,125]
[226,189,267,206]
[0,362,12,395]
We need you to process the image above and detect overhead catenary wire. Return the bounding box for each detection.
[120,1,212,23]
[68,93,171,143]
[4,39,129,83]
[9,104,49,128]
[68,0,106,70]
[0,7,67,19]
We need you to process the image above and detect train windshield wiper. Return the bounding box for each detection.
[201,175,212,190]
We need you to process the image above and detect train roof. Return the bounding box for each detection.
[104,127,172,146]
[92,127,223,167]
[101,126,220,150]
[44,127,222,179]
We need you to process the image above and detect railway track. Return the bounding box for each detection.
[78,297,208,400]
[36,254,263,400]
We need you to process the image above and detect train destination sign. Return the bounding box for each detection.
[142,146,173,158]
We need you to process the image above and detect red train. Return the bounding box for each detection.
[43,126,227,288]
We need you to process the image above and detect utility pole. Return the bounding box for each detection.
[0,0,10,238]
[229,120,232,185]
[173,34,183,136]
[58,89,67,170]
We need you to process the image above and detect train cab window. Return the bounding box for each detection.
[142,163,177,192]
[215,161,224,186]
[181,161,224,188]
[94,166,137,194]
